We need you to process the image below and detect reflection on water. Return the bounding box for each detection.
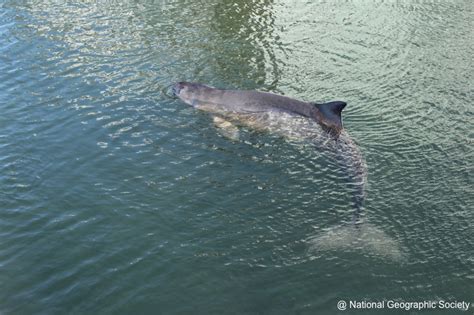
[0,0,472,314]
[211,0,283,89]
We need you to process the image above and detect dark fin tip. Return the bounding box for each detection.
[314,101,347,136]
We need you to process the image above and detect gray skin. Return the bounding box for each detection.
[172,82,367,222]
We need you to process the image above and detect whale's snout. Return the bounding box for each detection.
[172,82,185,96]
[172,81,211,106]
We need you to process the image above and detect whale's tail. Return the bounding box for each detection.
[307,154,403,261]
[309,150,403,261]
[307,220,404,261]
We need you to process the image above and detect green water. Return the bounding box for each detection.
[1,1,472,314]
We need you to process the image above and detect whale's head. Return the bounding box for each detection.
[172,82,212,106]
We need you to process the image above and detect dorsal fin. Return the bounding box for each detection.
[314,101,347,135]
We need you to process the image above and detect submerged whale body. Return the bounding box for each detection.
[172,82,402,259]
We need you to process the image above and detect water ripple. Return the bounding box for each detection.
[1,0,472,313]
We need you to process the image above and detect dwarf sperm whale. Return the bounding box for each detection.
[173,81,366,218]
[172,82,403,259]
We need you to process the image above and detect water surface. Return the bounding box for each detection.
[1,1,472,314]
